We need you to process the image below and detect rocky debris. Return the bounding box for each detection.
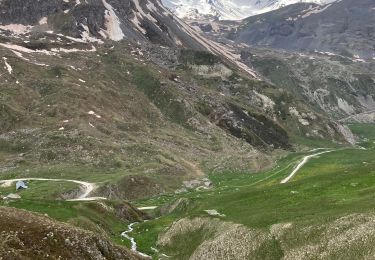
[180,178,213,191]
[190,64,233,80]
[2,193,21,200]
[0,206,145,259]
[204,209,225,217]
[214,103,291,150]
[159,198,193,216]
[174,187,188,194]
[341,111,375,123]
[238,42,375,127]
[289,107,311,126]
[96,176,165,201]
[114,202,149,223]
[333,122,357,145]
[158,217,277,259]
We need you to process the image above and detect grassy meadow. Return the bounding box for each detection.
[130,123,375,257]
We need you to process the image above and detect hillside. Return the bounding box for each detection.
[230,0,375,59]
[241,47,375,122]
[0,206,144,259]
[0,0,356,201]
[0,0,371,259]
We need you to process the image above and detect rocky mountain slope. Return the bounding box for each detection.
[241,47,375,123]
[159,213,375,259]
[0,206,144,259]
[184,0,375,123]
[0,0,371,258]
[0,0,259,78]
[0,0,356,202]
[230,0,375,59]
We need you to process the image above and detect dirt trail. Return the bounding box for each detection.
[280,150,334,184]
[0,178,106,201]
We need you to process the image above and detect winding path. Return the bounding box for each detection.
[0,178,106,201]
[280,150,334,184]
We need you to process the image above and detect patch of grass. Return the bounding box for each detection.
[0,180,78,200]
[179,49,220,66]
[131,65,190,125]
[349,123,375,141]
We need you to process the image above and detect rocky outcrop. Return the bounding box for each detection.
[158,213,375,259]
[96,176,166,200]
[158,217,281,259]
[0,0,208,49]
[0,206,145,259]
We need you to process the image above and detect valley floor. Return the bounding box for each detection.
[1,123,375,259]
[130,123,375,258]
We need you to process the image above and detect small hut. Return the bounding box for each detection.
[16,180,28,191]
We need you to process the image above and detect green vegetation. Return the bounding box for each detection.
[1,30,374,258]
[0,198,142,247]
[130,124,375,257]
[0,180,78,200]
[179,49,220,66]
[132,65,190,125]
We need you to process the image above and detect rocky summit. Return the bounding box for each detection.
[0,0,374,259]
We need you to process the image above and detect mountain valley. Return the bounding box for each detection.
[0,0,374,259]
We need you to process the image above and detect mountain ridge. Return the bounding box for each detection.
[162,0,337,21]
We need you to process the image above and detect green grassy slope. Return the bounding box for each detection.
[130,124,375,258]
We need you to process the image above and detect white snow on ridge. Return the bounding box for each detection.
[0,24,33,34]
[155,2,260,78]
[0,42,96,55]
[162,0,337,21]
[3,57,12,74]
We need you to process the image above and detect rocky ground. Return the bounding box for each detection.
[0,206,145,259]
[158,213,375,260]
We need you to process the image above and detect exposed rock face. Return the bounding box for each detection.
[239,47,375,124]
[0,0,207,49]
[0,206,145,259]
[96,176,166,200]
[0,0,258,79]
[213,103,291,150]
[114,202,150,222]
[231,0,375,59]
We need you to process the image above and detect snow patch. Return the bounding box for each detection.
[80,23,104,43]
[2,57,12,74]
[39,17,48,25]
[0,24,32,34]
[88,110,102,118]
[138,206,157,210]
